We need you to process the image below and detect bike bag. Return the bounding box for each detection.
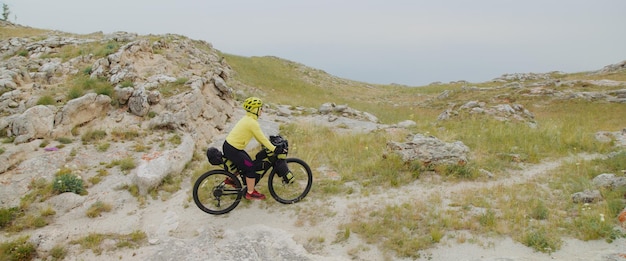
[206,147,224,165]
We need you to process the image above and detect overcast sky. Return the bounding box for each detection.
[4,0,626,86]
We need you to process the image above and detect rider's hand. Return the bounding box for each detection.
[275,145,287,154]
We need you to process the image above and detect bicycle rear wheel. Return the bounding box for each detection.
[268,158,313,204]
[193,170,243,215]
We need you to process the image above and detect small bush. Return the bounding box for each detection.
[82,66,92,75]
[530,200,549,220]
[40,207,56,217]
[36,95,55,105]
[53,173,85,195]
[0,207,20,228]
[49,245,67,260]
[17,49,29,57]
[67,86,84,100]
[2,136,15,144]
[108,157,137,172]
[120,80,134,87]
[71,233,104,254]
[168,134,182,145]
[522,228,562,253]
[95,85,114,97]
[478,209,496,228]
[0,147,5,155]
[110,129,140,141]
[39,140,50,148]
[0,236,36,261]
[96,142,110,152]
[118,157,136,172]
[86,201,112,218]
[55,137,73,144]
[81,130,107,143]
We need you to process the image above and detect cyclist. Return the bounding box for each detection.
[222,97,286,200]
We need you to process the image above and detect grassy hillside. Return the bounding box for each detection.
[1,23,625,259]
[220,52,626,256]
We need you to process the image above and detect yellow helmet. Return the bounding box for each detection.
[243,97,263,114]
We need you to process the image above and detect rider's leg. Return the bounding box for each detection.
[222,142,265,199]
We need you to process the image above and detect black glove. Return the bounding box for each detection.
[274,145,287,154]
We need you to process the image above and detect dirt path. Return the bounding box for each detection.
[98,151,623,261]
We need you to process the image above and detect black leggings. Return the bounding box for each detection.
[223,141,257,179]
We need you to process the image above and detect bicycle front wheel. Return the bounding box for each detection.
[192,170,243,215]
[268,158,313,204]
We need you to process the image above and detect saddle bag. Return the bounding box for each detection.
[206,147,224,165]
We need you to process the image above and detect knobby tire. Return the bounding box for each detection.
[192,170,243,215]
[268,158,313,204]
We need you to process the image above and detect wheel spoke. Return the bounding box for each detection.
[193,170,243,215]
[268,158,313,204]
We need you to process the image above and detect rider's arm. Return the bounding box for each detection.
[251,120,276,151]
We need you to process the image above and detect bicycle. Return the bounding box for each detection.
[192,135,313,215]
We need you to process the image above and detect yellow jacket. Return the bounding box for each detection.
[225,112,276,151]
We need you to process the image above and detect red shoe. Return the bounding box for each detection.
[245,190,266,200]
[223,178,236,188]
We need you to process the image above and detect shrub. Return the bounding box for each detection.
[120,80,134,87]
[17,49,29,57]
[49,245,67,260]
[168,134,182,145]
[530,200,549,220]
[0,236,36,261]
[86,201,112,218]
[81,130,107,143]
[36,95,55,105]
[95,84,114,97]
[53,173,85,195]
[0,207,20,228]
[119,157,136,172]
[39,140,50,148]
[67,86,83,100]
[82,66,92,75]
[96,142,110,152]
[522,228,562,253]
[56,137,72,144]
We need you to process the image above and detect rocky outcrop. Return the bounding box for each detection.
[437,101,536,127]
[132,134,194,195]
[51,93,112,138]
[387,134,470,165]
[319,102,379,123]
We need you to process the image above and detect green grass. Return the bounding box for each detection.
[2,30,625,260]
[107,156,137,173]
[158,77,188,97]
[86,201,112,218]
[36,95,56,105]
[70,230,147,255]
[341,151,626,257]
[0,236,36,261]
[81,129,107,144]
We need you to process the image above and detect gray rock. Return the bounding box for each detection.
[132,134,194,195]
[52,93,112,137]
[387,133,470,165]
[10,105,55,144]
[571,189,602,203]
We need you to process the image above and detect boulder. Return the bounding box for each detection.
[571,190,602,203]
[52,93,112,137]
[9,105,55,144]
[387,134,470,165]
[132,134,194,195]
